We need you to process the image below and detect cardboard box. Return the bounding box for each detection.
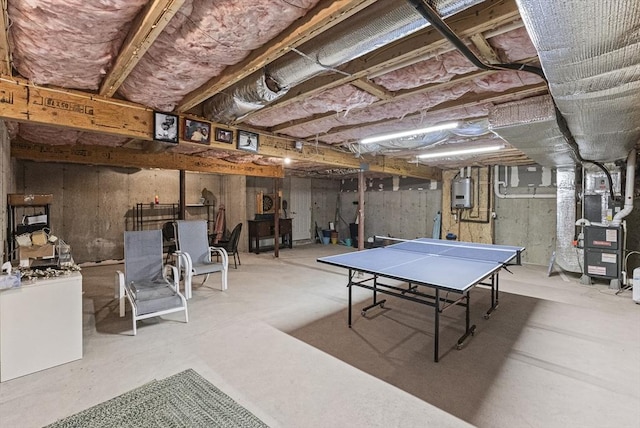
[8,194,53,206]
[19,244,55,260]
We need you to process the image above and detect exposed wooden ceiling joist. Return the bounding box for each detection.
[0,0,11,75]
[469,33,501,64]
[99,0,186,97]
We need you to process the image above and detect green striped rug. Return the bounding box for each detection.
[46,369,269,428]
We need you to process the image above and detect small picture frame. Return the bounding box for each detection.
[214,127,233,144]
[237,130,259,153]
[184,119,211,144]
[153,112,179,144]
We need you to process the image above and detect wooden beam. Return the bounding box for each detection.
[0,0,10,75]
[0,76,438,179]
[11,139,284,178]
[0,75,153,138]
[258,135,442,180]
[99,0,185,97]
[351,78,394,101]
[469,33,501,64]
[176,0,378,112]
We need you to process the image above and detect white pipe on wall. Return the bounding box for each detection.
[493,165,556,199]
[611,148,636,227]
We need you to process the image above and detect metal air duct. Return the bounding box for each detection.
[515,0,640,162]
[203,0,485,123]
[489,95,576,167]
[555,167,582,273]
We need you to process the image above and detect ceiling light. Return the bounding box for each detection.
[284,157,292,165]
[417,145,504,159]
[360,122,458,144]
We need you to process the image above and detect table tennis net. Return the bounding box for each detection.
[389,240,517,264]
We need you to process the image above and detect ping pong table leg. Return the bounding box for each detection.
[360,275,386,316]
[484,272,499,319]
[456,290,476,350]
[348,269,353,327]
[434,288,439,362]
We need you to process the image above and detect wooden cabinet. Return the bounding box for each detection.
[0,272,83,382]
[248,218,292,254]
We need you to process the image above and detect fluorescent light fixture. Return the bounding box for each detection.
[360,122,458,145]
[417,145,504,159]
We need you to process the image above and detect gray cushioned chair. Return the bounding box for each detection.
[174,220,228,299]
[116,229,188,335]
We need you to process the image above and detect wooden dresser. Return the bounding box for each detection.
[247,218,292,254]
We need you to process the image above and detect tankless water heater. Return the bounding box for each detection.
[451,177,473,209]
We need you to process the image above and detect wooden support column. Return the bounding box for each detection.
[358,169,365,251]
[273,178,280,258]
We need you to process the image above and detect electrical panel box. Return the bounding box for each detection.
[451,177,473,209]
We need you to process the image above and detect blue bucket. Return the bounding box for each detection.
[322,237,330,245]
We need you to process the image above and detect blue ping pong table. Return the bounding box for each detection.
[317,238,524,362]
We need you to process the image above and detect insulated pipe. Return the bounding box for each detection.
[493,166,556,199]
[611,148,636,226]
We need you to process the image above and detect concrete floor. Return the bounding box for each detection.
[0,244,639,427]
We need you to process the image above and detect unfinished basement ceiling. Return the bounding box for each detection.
[2,0,639,177]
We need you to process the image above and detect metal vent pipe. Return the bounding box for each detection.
[203,0,485,123]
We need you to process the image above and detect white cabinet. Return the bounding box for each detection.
[0,272,82,382]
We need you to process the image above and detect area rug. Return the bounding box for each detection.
[45,369,269,428]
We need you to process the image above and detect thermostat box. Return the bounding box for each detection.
[451,177,473,209]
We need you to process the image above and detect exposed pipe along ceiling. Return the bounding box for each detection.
[1,1,639,285]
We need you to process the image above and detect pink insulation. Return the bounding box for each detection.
[489,27,538,62]
[321,104,491,144]
[9,0,147,89]
[119,0,321,111]
[246,84,379,127]
[18,123,129,146]
[77,132,128,147]
[19,123,79,145]
[257,28,540,143]
[372,50,477,91]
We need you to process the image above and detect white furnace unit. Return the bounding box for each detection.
[451,177,473,209]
